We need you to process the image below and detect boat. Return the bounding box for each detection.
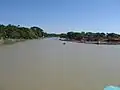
[63,42,66,45]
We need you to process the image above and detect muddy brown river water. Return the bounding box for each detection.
[0,38,120,90]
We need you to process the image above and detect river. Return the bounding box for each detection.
[0,38,120,90]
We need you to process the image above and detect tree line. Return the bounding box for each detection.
[0,24,62,39]
[59,31,120,41]
[44,32,60,37]
[0,24,46,39]
[1,24,120,42]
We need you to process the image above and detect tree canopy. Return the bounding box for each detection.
[0,24,44,39]
[59,31,120,41]
[1,24,120,42]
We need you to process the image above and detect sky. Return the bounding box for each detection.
[0,0,120,33]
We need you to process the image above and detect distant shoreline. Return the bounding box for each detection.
[59,38,120,45]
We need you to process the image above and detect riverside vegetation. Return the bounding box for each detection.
[1,24,120,45]
[0,24,58,44]
[59,32,120,45]
[0,24,44,39]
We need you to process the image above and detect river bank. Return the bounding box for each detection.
[59,38,120,45]
[0,39,26,45]
[84,41,120,45]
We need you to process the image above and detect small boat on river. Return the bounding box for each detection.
[63,42,66,45]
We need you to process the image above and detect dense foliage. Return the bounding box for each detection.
[59,31,120,41]
[0,24,44,39]
[44,33,60,37]
[1,24,120,42]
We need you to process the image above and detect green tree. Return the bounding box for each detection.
[60,33,67,38]
[0,24,44,39]
[67,32,75,39]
